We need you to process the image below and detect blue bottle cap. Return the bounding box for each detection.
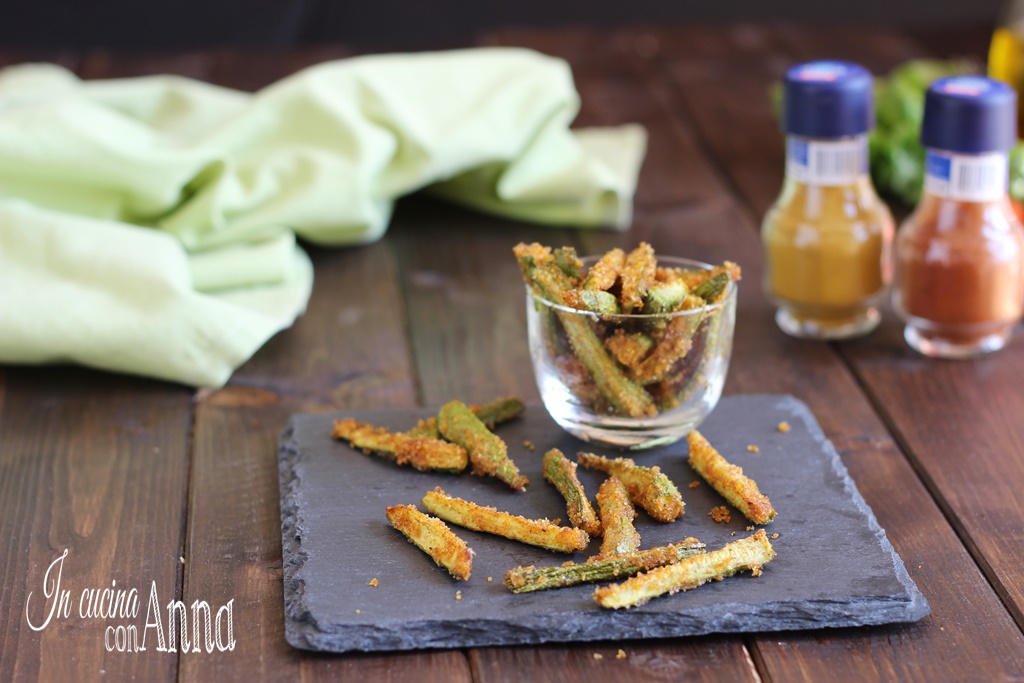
[921,76,1017,154]
[782,61,874,138]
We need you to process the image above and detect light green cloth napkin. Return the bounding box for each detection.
[0,49,647,386]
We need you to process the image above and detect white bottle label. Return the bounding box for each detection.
[924,150,1007,202]
[786,136,868,186]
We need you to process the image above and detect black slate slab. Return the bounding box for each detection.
[278,394,928,653]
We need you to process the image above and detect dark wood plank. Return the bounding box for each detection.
[470,639,758,683]
[645,22,1024,679]
[0,368,191,682]
[180,243,471,681]
[79,50,213,81]
[208,46,352,92]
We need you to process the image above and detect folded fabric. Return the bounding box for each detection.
[0,49,647,386]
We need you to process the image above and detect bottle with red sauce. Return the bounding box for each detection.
[893,76,1024,358]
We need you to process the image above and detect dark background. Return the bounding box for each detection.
[3,0,1007,49]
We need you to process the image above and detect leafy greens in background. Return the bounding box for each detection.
[774,59,1024,207]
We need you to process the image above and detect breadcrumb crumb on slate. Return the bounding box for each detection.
[747,444,760,452]
[777,421,791,433]
[369,578,379,587]
[709,506,731,523]
[689,481,700,489]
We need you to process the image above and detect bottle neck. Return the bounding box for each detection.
[922,148,1008,203]
[784,134,869,187]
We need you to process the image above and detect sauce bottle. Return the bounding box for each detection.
[893,76,1024,358]
[762,61,895,339]
[989,0,1024,129]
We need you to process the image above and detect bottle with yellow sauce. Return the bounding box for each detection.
[763,61,894,339]
[989,3,1024,128]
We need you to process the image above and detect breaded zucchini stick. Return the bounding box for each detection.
[604,330,654,368]
[594,529,775,609]
[332,419,468,473]
[438,400,528,490]
[596,477,641,557]
[582,247,625,291]
[629,314,703,385]
[578,452,685,522]
[619,242,657,313]
[526,262,656,418]
[504,539,705,593]
[386,505,474,581]
[543,449,602,537]
[405,397,525,439]
[687,430,777,525]
[422,488,589,553]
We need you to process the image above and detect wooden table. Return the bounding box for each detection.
[3,23,1024,682]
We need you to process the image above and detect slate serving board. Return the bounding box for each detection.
[278,394,928,653]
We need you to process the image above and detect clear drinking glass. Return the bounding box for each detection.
[526,256,737,450]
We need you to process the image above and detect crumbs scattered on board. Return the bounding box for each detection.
[709,506,731,523]
[688,481,700,489]
[777,421,791,433]
[747,444,760,452]
[368,578,379,587]
[523,440,536,451]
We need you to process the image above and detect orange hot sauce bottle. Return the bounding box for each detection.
[893,76,1024,358]
[762,61,895,339]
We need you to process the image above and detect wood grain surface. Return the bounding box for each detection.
[2,23,1023,683]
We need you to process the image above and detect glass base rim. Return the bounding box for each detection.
[903,324,1012,359]
[775,307,881,340]
[549,417,695,450]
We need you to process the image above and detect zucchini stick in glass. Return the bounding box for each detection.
[594,529,776,609]
[504,539,705,593]
[524,259,656,418]
[543,449,602,537]
[687,430,777,525]
[596,476,641,557]
[386,504,474,581]
[332,418,468,473]
[422,487,589,553]
[406,396,525,439]
[438,400,528,490]
[578,452,685,522]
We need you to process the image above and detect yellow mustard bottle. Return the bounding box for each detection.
[989,0,1024,128]
[762,61,895,339]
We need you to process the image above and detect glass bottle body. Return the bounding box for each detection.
[762,143,895,339]
[893,192,1024,357]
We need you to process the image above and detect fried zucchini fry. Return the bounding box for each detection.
[405,397,526,439]
[628,314,703,385]
[582,247,625,291]
[504,539,705,593]
[604,329,653,368]
[332,419,468,473]
[561,289,621,315]
[578,452,685,522]
[543,449,602,537]
[596,476,642,556]
[438,400,528,490]
[619,242,657,313]
[386,504,474,581]
[422,488,589,553]
[526,262,656,418]
[687,430,777,525]
[593,529,775,609]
